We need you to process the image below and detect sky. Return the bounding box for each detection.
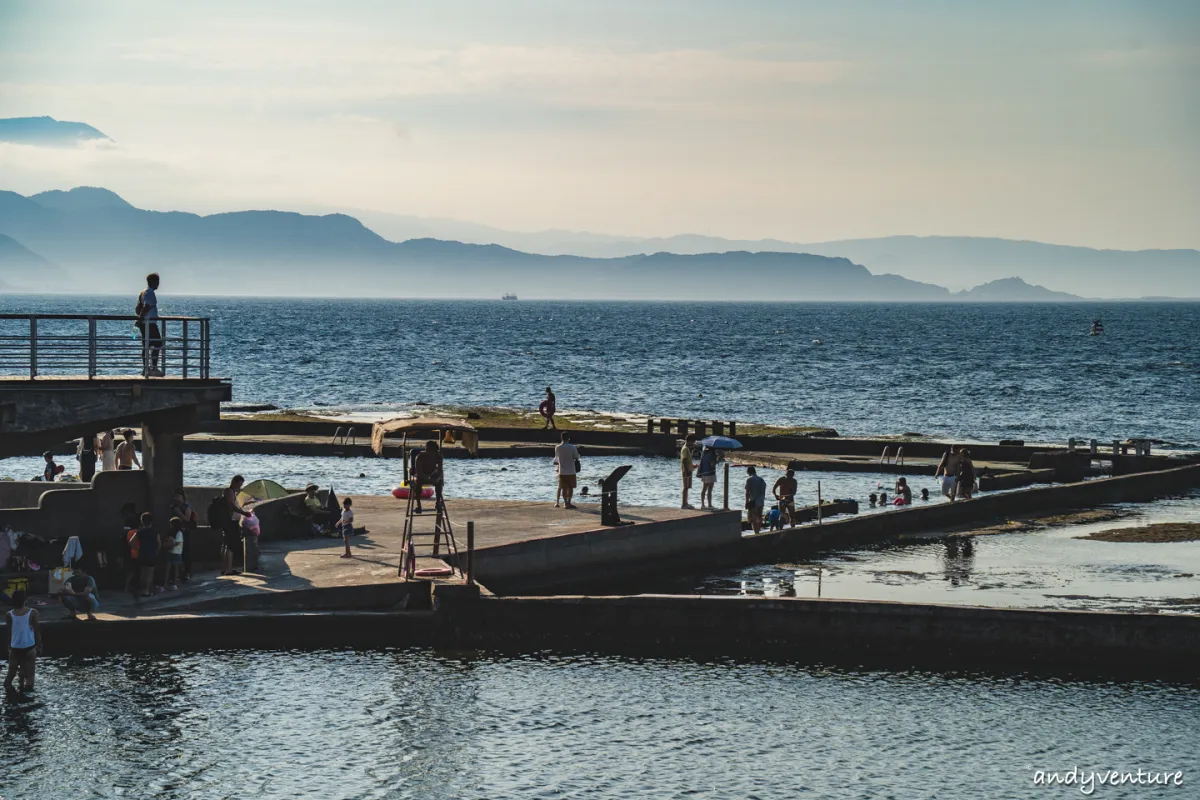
[1,0,1198,249]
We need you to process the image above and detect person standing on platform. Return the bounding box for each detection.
[115,430,141,470]
[697,446,718,510]
[136,512,160,596]
[680,434,696,509]
[169,488,198,583]
[221,476,250,576]
[136,272,164,377]
[553,432,581,509]
[338,498,355,559]
[412,441,445,515]
[772,468,799,526]
[539,387,557,430]
[77,435,98,482]
[745,467,767,534]
[99,430,116,473]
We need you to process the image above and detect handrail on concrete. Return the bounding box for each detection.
[0,313,210,379]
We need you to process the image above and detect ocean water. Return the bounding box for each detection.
[4,649,1199,800]
[3,295,1198,448]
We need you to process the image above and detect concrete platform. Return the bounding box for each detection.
[179,432,649,459]
[36,495,739,620]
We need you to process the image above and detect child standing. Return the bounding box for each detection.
[165,517,184,590]
[338,497,355,559]
[42,451,59,482]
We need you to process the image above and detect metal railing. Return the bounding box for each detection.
[0,314,211,379]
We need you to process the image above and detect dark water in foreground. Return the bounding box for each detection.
[4,650,1199,799]
[4,296,1198,447]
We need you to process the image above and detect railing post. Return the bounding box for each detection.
[182,319,190,379]
[28,317,37,378]
[466,520,475,585]
[723,461,730,511]
[88,316,97,378]
[203,319,210,379]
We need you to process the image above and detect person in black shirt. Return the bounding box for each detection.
[136,513,160,597]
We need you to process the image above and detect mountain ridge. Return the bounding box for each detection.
[0,116,110,147]
[352,209,1200,297]
[0,185,1169,301]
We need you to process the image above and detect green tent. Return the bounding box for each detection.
[237,478,291,507]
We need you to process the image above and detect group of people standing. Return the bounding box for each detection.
[37,429,142,484]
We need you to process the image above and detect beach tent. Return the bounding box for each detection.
[238,478,291,507]
[370,416,479,457]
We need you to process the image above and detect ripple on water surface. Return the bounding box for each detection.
[4,650,1200,799]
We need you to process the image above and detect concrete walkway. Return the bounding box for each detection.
[33,494,715,620]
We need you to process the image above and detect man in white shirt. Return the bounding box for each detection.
[136,272,163,377]
[553,432,581,509]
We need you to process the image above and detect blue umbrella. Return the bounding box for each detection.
[699,435,742,450]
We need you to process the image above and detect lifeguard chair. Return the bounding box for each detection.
[371,417,479,579]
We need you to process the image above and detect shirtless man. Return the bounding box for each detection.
[772,468,799,527]
[934,445,963,502]
[412,440,444,514]
[115,429,141,470]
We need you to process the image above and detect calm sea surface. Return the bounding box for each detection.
[4,296,1198,448]
[4,650,1199,800]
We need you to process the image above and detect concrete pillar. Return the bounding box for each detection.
[141,419,184,533]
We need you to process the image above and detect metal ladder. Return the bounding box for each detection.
[399,479,461,579]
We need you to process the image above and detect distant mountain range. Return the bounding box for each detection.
[0,116,110,147]
[0,186,1187,302]
[355,210,1200,298]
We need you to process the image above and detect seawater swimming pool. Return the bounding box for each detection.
[3,649,1198,799]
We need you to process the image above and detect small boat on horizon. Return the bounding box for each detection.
[502,293,518,301]
[1090,319,1104,336]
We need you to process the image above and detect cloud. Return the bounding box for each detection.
[110,38,846,112]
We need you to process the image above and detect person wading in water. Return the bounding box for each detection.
[4,590,42,697]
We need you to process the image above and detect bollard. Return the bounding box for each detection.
[466,521,475,585]
[723,462,730,511]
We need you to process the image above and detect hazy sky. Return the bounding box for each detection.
[1,0,1197,248]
